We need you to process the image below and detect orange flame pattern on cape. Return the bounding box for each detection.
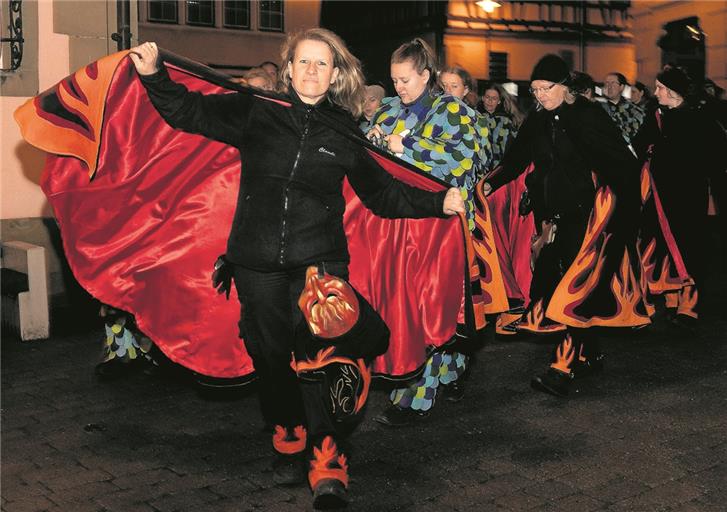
[677,285,698,319]
[517,299,566,333]
[664,291,678,309]
[14,51,129,178]
[547,187,650,328]
[641,239,691,294]
[550,335,575,374]
[471,183,509,318]
[291,348,371,415]
[308,436,349,489]
[272,425,307,455]
[640,165,652,204]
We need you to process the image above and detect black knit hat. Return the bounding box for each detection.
[657,67,691,98]
[531,54,570,84]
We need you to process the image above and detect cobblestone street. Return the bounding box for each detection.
[2,271,726,512]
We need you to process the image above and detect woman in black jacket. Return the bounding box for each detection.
[633,66,727,330]
[130,29,464,509]
[483,55,647,398]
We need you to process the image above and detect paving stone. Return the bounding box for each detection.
[493,489,548,510]
[606,480,704,511]
[584,475,650,504]
[1,495,57,512]
[523,478,577,500]
[147,487,221,511]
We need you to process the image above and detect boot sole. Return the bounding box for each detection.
[530,377,569,397]
[313,480,349,510]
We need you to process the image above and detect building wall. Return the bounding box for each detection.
[2,0,138,306]
[138,0,321,73]
[632,0,727,90]
[444,0,636,87]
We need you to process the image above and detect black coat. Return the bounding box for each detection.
[633,104,727,284]
[488,96,639,224]
[140,69,447,271]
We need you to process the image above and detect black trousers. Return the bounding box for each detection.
[531,212,601,363]
[232,261,349,445]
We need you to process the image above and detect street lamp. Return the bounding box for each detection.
[476,0,501,14]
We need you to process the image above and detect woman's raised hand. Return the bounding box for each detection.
[129,42,160,76]
[443,187,465,216]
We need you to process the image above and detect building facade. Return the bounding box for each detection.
[139,0,321,75]
[631,0,727,91]
[444,0,636,94]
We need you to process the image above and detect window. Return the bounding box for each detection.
[224,0,250,29]
[148,0,178,23]
[259,0,284,32]
[186,0,215,26]
[489,51,508,82]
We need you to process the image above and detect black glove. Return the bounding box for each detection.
[212,254,233,300]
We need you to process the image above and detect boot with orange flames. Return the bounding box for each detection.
[309,435,349,509]
[531,334,602,397]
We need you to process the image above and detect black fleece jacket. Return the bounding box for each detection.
[139,69,448,271]
[488,96,639,223]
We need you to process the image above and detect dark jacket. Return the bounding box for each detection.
[488,96,639,223]
[632,104,727,284]
[140,69,447,271]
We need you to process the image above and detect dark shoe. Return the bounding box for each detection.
[373,405,429,427]
[312,478,348,510]
[572,355,604,380]
[272,453,306,486]
[440,380,466,402]
[530,368,572,397]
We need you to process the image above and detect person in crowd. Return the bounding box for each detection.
[129,29,465,509]
[701,78,727,261]
[364,39,479,426]
[241,67,275,91]
[479,81,524,172]
[631,81,656,114]
[482,54,650,397]
[359,83,385,130]
[602,72,645,145]
[440,66,493,178]
[633,66,727,331]
[475,80,531,336]
[259,60,285,91]
[571,71,596,101]
[260,60,278,81]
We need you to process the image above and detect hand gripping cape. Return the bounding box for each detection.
[14,50,506,381]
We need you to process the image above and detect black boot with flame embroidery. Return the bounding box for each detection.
[309,436,349,510]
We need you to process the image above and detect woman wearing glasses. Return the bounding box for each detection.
[482,54,650,397]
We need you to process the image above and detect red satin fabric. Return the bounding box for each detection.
[344,153,465,376]
[487,170,534,306]
[33,56,468,379]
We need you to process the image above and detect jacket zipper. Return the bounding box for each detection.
[279,107,312,265]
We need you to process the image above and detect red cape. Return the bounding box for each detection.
[15,51,504,380]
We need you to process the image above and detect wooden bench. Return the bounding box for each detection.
[1,241,50,340]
